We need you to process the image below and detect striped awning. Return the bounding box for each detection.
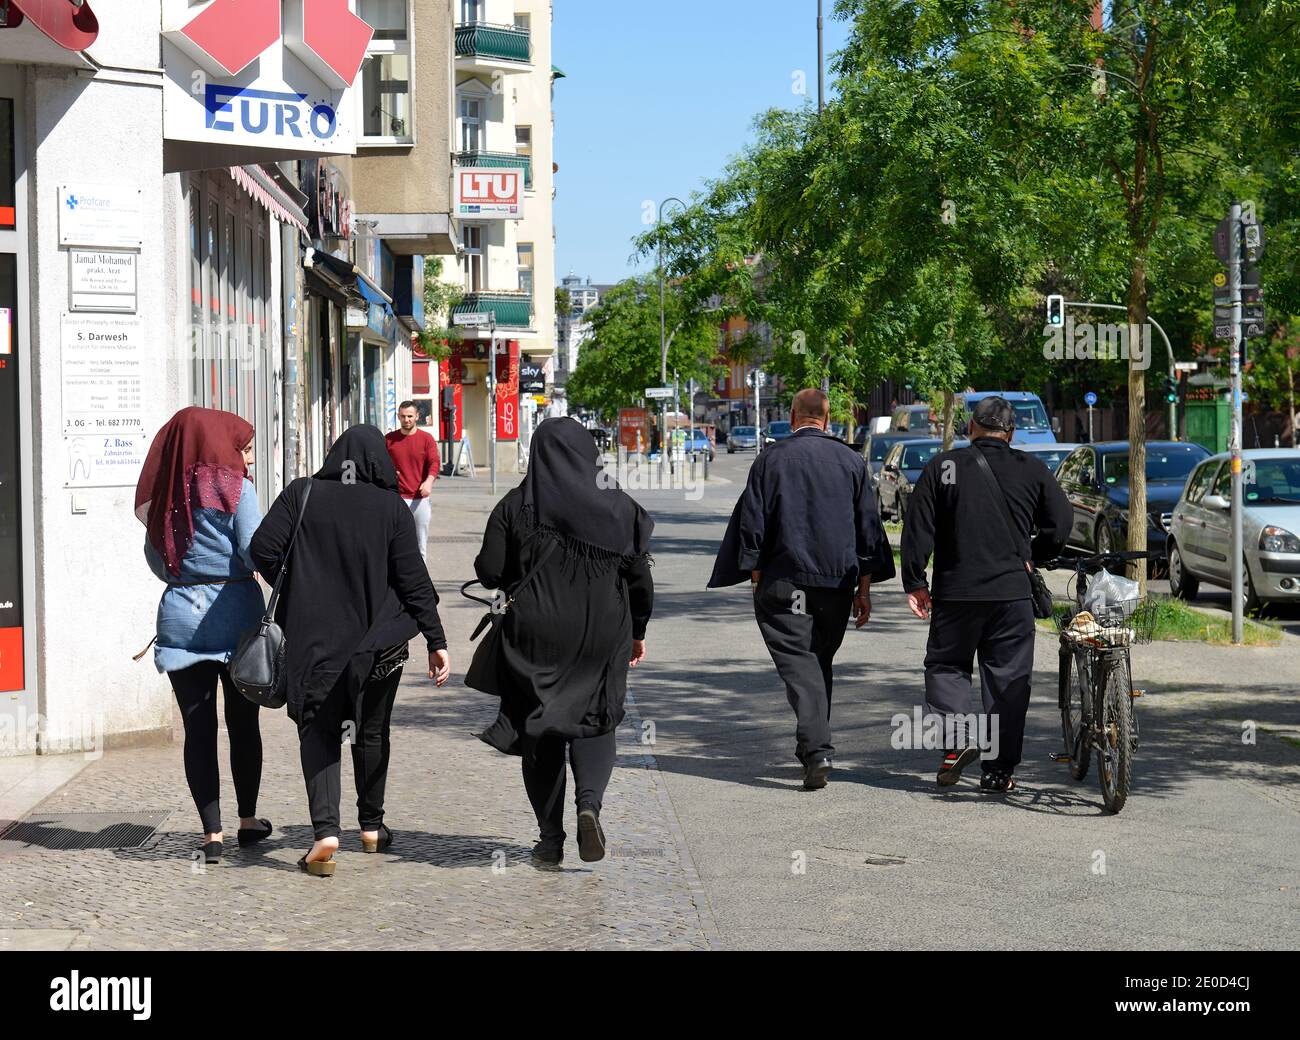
[230,165,309,235]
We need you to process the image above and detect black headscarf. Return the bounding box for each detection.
[521,418,653,561]
[315,425,399,492]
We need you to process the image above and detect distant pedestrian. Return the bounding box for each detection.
[251,426,451,878]
[470,418,654,866]
[708,389,895,789]
[901,396,1073,792]
[135,407,272,865]
[385,401,441,564]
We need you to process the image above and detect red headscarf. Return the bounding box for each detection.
[135,407,254,577]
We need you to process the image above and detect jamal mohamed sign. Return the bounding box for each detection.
[162,0,372,162]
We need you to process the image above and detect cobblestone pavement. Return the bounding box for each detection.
[0,480,718,951]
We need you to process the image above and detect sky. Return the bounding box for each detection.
[551,0,852,286]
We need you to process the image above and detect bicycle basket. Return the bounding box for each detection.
[1056,595,1158,648]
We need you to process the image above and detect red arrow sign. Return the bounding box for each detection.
[177,0,282,78]
[4,0,100,52]
[285,0,374,89]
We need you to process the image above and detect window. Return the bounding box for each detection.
[513,13,531,31]
[515,125,532,157]
[359,1,412,143]
[460,0,483,23]
[1103,445,1206,485]
[459,96,483,152]
[517,242,533,295]
[462,225,484,293]
[1186,462,1219,504]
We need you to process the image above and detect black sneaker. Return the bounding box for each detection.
[979,770,1016,793]
[576,810,606,863]
[937,747,981,787]
[531,838,564,865]
[802,754,833,791]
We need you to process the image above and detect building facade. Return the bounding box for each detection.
[0,0,454,757]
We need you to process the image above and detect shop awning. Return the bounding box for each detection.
[230,165,309,235]
[2,0,99,51]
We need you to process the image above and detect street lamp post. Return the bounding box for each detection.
[658,196,687,476]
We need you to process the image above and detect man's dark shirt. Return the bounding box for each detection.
[708,427,895,590]
[900,437,1073,601]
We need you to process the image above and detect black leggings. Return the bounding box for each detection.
[298,665,403,841]
[167,661,263,834]
[521,731,617,844]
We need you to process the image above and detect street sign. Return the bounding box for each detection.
[1242,318,1267,338]
[1214,216,1234,263]
[1214,322,1235,341]
[454,313,490,327]
[1084,392,1098,407]
[1174,362,1200,372]
[645,386,674,400]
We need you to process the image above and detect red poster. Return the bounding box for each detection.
[0,628,23,693]
[495,339,520,441]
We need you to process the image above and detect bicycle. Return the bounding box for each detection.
[1041,550,1163,814]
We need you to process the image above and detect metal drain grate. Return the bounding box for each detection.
[0,811,170,851]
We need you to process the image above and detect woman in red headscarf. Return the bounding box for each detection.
[135,407,272,865]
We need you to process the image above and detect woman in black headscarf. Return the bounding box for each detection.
[250,426,451,877]
[471,417,654,865]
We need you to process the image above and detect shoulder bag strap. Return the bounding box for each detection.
[459,536,558,610]
[968,447,1032,568]
[262,479,313,622]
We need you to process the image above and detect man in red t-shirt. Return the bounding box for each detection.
[385,402,441,564]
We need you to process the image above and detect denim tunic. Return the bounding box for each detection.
[144,478,266,673]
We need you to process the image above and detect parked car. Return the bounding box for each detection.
[876,438,970,523]
[684,428,715,462]
[763,421,794,445]
[727,425,759,453]
[891,403,937,435]
[1055,441,1209,555]
[958,391,1058,444]
[1013,443,1080,475]
[1167,449,1300,611]
[829,422,849,443]
[863,431,927,485]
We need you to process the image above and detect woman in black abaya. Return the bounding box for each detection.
[471,418,654,865]
[250,426,451,877]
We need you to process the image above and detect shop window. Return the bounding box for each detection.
[359,1,413,143]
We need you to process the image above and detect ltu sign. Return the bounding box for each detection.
[456,169,524,221]
[162,0,372,164]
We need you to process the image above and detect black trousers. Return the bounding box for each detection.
[923,598,1035,773]
[298,663,403,841]
[753,578,855,765]
[167,661,262,834]
[521,731,617,844]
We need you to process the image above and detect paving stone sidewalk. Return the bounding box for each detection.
[0,479,718,952]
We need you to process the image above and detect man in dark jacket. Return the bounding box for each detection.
[709,389,895,789]
[900,396,1073,792]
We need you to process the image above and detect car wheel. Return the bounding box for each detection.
[1167,541,1199,600]
[1095,519,1116,555]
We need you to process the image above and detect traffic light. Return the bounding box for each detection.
[1164,376,1178,404]
[1046,294,1065,327]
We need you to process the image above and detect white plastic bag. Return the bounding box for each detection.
[1083,568,1140,617]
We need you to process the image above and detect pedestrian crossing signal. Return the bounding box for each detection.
[1047,294,1065,327]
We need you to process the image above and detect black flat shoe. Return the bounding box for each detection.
[237,819,273,847]
[362,824,394,854]
[201,840,223,864]
[576,810,606,863]
[532,839,564,865]
[803,755,833,790]
[979,770,1016,793]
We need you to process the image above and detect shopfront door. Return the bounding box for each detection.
[0,66,36,752]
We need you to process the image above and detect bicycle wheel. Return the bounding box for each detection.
[1098,664,1134,814]
[1058,645,1091,781]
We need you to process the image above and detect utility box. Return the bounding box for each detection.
[1185,398,1230,454]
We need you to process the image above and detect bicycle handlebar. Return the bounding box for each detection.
[1041,550,1166,572]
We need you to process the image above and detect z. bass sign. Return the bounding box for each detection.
[162,0,372,159]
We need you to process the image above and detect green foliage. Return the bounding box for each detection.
[416,257,462,360]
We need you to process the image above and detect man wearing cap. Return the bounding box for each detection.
[900,396,1073,792]
[708,388,896,790]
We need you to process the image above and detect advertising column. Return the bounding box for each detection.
[495,338,519,447]
[0,269,22,697]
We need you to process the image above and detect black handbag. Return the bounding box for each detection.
[968,448,1055,619]
[230,480,313,708]
[461,538,557,696]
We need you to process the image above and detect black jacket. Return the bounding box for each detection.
[708,428,895,590]
[900,437,1073,601]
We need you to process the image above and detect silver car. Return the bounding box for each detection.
[727,425,758,453]
[1167,449,1300,610]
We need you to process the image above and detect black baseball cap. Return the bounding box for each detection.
[971,396,1016,432]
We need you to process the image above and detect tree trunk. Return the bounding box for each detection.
[941,390,955,451]
[1127,256,1148,595]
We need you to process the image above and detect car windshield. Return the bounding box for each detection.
[1244,459,1300,503]
[870,438,901,461]
[1011,401,1050,429]
[732,427,755,436]
[1103,446,1204,484]
[770,422,792,435]
[901,444,944,469]
[1025,449,1070,471]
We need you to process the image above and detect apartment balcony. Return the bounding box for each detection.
[452,290,534,330]
[455,150,532,190]
[455,22,532,74]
